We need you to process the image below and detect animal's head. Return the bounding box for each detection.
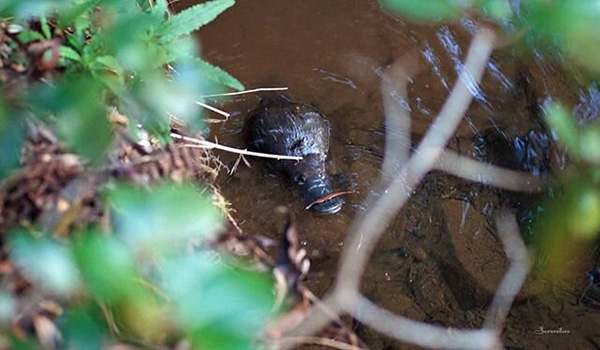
[285,154,343,214]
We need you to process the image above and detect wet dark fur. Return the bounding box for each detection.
[246,96,342,214]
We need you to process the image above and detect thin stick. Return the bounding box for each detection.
[436,150,544,192]
[200,87,289,98]
[195,101,231,118]
[170,133,303,161]
[304,191,353,210]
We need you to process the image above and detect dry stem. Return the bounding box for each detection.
[201,87,289,98]
[170,133,303,161]
[195,101,231,118]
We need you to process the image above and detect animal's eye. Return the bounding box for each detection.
[290,139,304,151]
[294,173,306,185]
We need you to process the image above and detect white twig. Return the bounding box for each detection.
[436,150,544,192]
[484,211,531,330]
[201,87,289,98]
[195,101,231,118]
[229,153,251,175]
[170,133,302,161]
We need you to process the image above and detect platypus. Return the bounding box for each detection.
[246,97,343,214]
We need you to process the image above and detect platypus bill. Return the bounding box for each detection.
[246,96,343,214]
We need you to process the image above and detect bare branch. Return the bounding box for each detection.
[350,294,499,350]
[381,52,419,181]
[484,211,531,330]
[286,29,499,348]
[436,150,544,193]
[170,133,303,161]
[336,28,496,293]
[200,87,289,98]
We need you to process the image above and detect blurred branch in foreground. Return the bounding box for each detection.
[280,28,535,350]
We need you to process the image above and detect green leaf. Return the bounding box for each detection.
[69,14,91,51]
[8,231,82,296]
[195,58,244,91]
[160,254,274,350]
[73,233,139,301]
[544,103,580,157]
[59,46,81,62]
[91,55,124,77]
[40,13,51,39]
[58,0,100,29]
[152,0,168,17]
[579,125,600,164]
[0,111,24,180]
[159,0,235,42]
[55,81,111,162]
[567,184,600,240]
[59,306,105,350]
[108,183,223,252]
[158,36,196,66]
[380,0,469,21]
[9,335,40,350]
[28,76,112,163]
[522,1,600,73]
[478,0,512,22]
[17,30,45,43]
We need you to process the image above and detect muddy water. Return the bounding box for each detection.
[177,1,600,348]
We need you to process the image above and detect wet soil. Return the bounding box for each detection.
[177,0,600,348]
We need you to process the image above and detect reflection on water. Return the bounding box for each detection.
[175,0,600,348]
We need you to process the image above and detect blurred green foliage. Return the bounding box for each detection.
[536,103,600,264]
[382,0,600,75]
[6,183,274,349]
[0,102,25,178]
[380,0,513,22]
[108,183,222,252]
[520,1,600,74]
[0,1,276,349]
[0,0,243,173]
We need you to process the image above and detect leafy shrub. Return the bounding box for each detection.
[0,1,276,349]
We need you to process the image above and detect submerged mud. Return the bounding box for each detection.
[176,0,600,348]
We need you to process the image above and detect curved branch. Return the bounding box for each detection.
[351,295,499,350]
[336,28,496,294]
[484,211,531,330]
[436,150,544,193]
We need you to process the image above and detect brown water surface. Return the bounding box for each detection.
[176,1,600,348]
